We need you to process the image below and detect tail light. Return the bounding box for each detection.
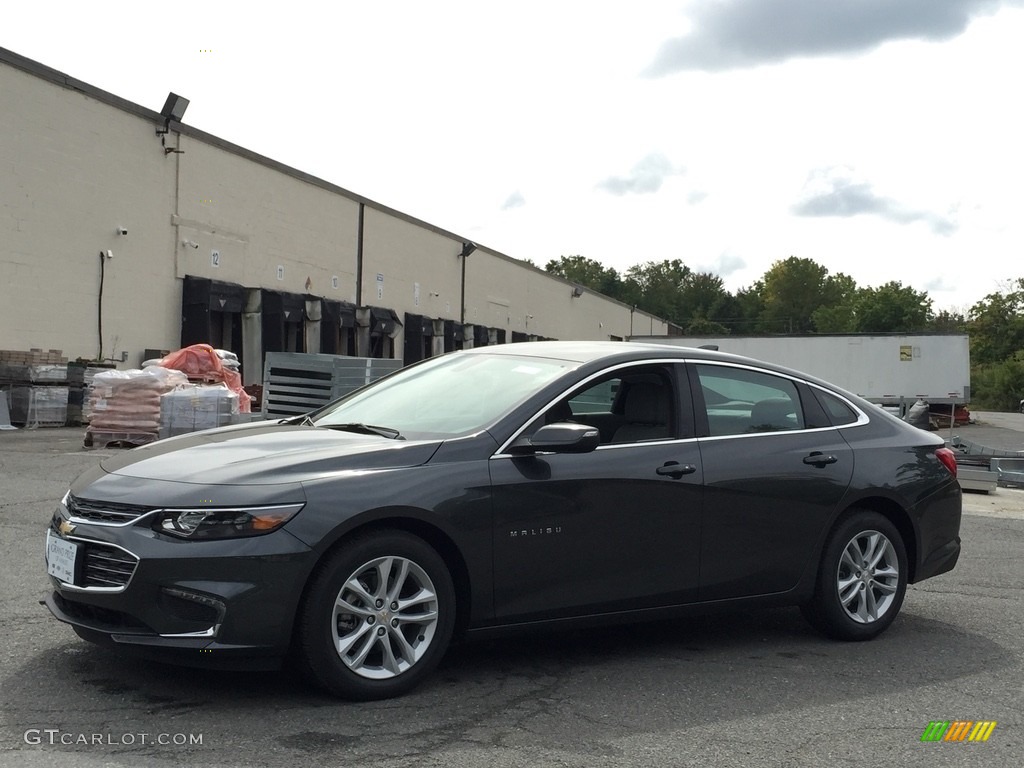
[935,447,958,478]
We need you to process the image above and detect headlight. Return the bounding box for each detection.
[153,503,304,540]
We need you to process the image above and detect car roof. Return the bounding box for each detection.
[460,340,861,399]
[461,340,694,364]
[460,339,783,369]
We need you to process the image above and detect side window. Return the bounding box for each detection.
[568,379,618,414]
[814,388,860,426]
[535,366,678,444]
[695,365,805,436]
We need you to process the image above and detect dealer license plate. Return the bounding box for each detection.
[46,529,79,585]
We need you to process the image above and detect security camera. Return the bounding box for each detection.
[117,226,128,236]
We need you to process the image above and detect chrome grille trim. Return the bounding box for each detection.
[66,495,159,527]
[54,535,140,594]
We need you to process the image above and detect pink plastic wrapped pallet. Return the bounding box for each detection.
[85,367,190,445]
[157,344,252,413]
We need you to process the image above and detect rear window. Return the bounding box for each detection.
[814,389,860,426]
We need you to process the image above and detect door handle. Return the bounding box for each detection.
[803,452,838,467]
[656,462,697,479]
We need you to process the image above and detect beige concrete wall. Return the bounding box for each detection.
[362,208,464,322]
[465,251,668,341]
[1,52,671,371]
[1,62,178,363]
[173,137,360,303]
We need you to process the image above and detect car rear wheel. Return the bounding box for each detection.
[802,510,907,641]
[295,530,455,700]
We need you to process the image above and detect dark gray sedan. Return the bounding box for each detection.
[43,342,961,699]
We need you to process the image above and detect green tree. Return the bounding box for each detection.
[758,257,852,333]
[852,281,933,332]
[968,279,1024,365]
[930,309,967,333]
[810,273,859,332]
[678,272,731,327]
[972,352,1024,410]
[623,259,693,322]
[683,316,730,334]
[544,255,624,299]
[725,285,766,333]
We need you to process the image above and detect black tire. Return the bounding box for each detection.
[802,510,908,641]
[295,530,455,700]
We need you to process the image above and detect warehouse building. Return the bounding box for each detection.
[1,47,672,386]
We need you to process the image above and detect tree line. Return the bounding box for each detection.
[545,255,1024,410]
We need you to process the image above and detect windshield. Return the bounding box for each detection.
[313,352,576,439]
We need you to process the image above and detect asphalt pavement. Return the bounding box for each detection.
[0,422,1020,768]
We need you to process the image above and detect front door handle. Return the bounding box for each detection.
[803,452,838,467]
[656,462,697,479]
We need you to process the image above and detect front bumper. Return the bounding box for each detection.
[43,502,316,666]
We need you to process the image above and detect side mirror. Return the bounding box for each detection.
[509,423,601,455]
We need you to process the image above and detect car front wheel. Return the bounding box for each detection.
[802,510,908,641]
[295,530,455,700]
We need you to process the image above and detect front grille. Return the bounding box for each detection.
[82,541,139,588]
[67,495,154,524]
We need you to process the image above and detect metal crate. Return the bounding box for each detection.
[261,353,402,419]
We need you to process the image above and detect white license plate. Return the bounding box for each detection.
[46,529,79,585]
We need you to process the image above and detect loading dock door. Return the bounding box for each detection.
[403,313,434,365]
[181,275,245,360]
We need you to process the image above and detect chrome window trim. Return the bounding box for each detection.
[492,358,687,457]
[696,424,841,443]
[492,356,873,457]
[691,359,871,435]
[805,381,871,428]
[491,435,700,461]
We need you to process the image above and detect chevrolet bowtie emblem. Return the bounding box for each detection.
[58,520,76,536]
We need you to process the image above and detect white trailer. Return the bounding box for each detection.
[629,334,970,405]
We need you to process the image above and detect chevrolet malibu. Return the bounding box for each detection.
[44,341,962,700]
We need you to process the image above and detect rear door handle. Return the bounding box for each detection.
[803,452,838,467]
[656,462,697,479]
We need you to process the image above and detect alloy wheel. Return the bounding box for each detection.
[331,555,439,679]
[836,530,899,624]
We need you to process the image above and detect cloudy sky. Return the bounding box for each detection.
[5,0,1023,312]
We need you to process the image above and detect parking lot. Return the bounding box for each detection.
[0,420,1021,768]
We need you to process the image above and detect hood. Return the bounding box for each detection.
[98,422,443,485]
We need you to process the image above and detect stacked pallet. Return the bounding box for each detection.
[0,348,68,365]
[67,362,115,425]
[159,385,239,439]
[85,368,190,448]
[0,349,71,428]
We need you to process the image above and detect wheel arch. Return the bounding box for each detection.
[297,510,474,638]
[833,496,918,582]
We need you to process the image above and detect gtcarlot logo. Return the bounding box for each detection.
[24,729,203,747]
[921,721,997,742]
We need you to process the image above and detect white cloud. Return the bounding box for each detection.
[3,0,1023,313]
[645,0,1020,74]
[792,167,958,235]
[501,191,526,211]
[596,153,684,196]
